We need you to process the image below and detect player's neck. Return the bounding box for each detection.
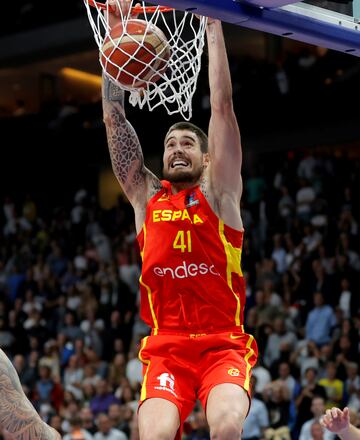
[170,180,200,194]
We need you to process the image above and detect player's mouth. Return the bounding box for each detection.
[170,159,191,169]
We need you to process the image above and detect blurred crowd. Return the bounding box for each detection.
[0,145,359,440]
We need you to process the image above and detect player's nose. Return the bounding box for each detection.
[173,144,184,154]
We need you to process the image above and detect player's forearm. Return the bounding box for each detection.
[102,73,126,117]
[0,350,61,439]
[337,425,360,440]
[102,75,146,197]
[206,20,233,109]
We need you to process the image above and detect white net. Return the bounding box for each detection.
[84,1,207,120]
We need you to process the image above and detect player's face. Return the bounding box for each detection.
[163,129,206,184]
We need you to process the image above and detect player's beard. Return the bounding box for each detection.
[163,164,203,184]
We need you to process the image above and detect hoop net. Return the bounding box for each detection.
[84,0,207,120]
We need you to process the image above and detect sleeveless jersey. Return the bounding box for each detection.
[137,181,246,333]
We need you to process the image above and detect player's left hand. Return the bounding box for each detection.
[194,12,217,25]
[320,407,350,433]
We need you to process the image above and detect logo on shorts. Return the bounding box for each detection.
[228,368,240,377]
[155,372,177,397]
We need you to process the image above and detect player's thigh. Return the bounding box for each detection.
[206,383,249,428]
[138,397,180,439]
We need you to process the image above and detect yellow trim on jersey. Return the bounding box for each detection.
[138,336,150,401]
[139,277,158,335]
[218,220,242,326]
[140,224,147,260]
[139,224,159,334]
[243,334,255,390]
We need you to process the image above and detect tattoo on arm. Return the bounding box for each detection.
[0,350,60,439]
[148,175,163,199]
[105,111,146,191]
[102,76,161,201]
[102,74,125,106]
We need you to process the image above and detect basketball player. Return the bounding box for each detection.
[0,348,61,439]
[321,407,360,440]
[102,1,258,439]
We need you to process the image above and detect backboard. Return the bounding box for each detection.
[147,0,360,56]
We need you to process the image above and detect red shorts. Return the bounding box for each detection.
[138,329,258,437]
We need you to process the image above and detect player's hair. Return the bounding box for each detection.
[166,122,208,153]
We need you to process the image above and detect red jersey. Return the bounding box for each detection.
[137,181,246,334]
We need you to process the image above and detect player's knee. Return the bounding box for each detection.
[140,432,174,440]
[140,425,177,440]
[210,411,244,440]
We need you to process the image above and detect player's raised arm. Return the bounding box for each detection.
[102,1,162,231]
[0,349,61,440]
[206,20,243,228]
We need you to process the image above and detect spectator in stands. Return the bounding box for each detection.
[90,379,120,416]
[296,178,315,223]
[125,349,142,390]
[49,414,64,437]
[319,361,344,409]
[344,362,360,411]
[334,335,360,381]
[290,340,320,380]
[63,354,84,400]
[252,359,272,395]
[108,353,127,388]
[242,377,269,440]
[299,396,335,440]
[305,292,337,347]
[251,289,281,329]
[263,379,290,434]
[277,361,298,398]
[93,413,128,440]
[108,403,133,438]
[0,317,15,352]
[294,367,327,436]
[277,186,295,232]
[34,365,55,407]
[59,311,84,341]
[63,415,94,440]
[311,421,326,440]
[263,317,297,370]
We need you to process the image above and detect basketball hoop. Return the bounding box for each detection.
[87,0,173,14]
[84,0,207,120]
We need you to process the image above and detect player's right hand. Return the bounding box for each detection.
[106,0,140,28]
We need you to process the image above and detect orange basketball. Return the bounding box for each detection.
[101,19,171,88]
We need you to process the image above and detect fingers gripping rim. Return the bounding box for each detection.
[87,0,173,13]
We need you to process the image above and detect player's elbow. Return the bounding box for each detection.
[210,95,234,115]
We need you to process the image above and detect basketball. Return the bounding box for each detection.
[101,19,171,88]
